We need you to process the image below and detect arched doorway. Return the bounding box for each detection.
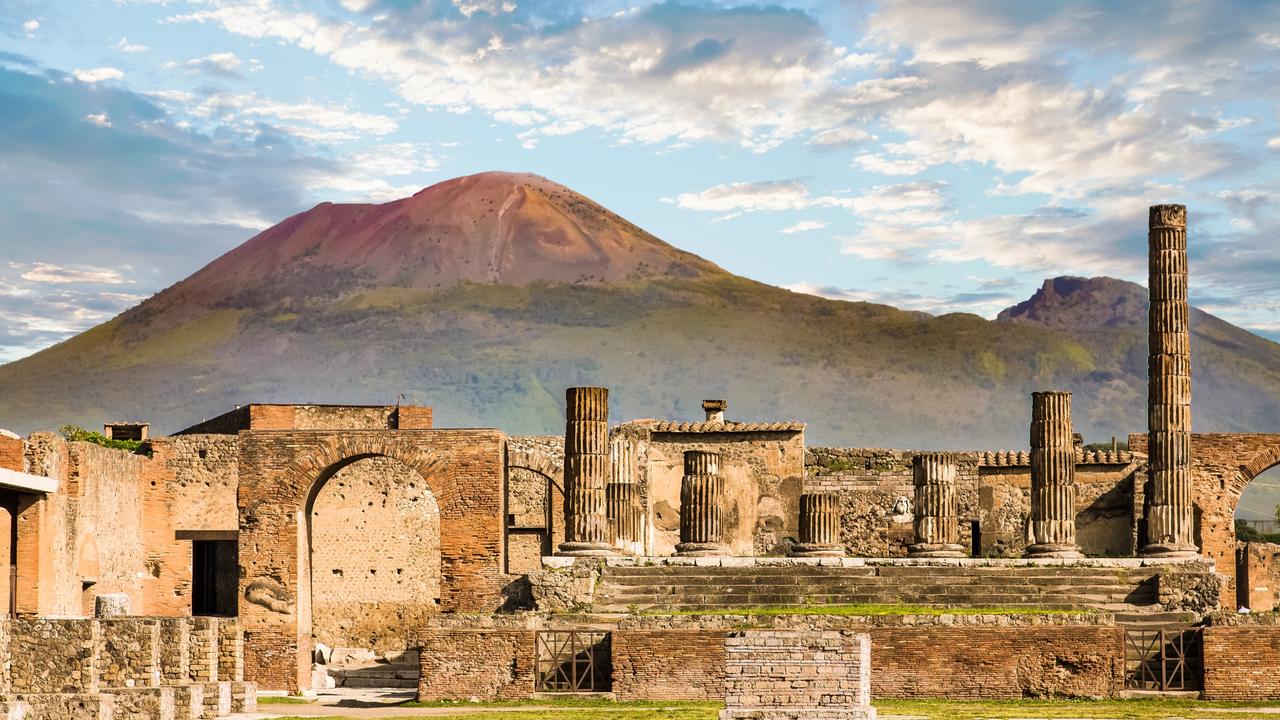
[506,450,564,575]
[1234,464,1280,611]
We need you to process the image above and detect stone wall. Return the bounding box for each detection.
[150,435,240,532]
[237,429,509,691]
[67,442,149,616]
[507,436,563,575]
[721,630,873,719]
[310,455,441,654]
[632,429,805,557]
[806,448,1137,558]
[613,630,725,701]
[1203,623,1280,700]
[411,613,1132,702]
[1239,542,1280,611]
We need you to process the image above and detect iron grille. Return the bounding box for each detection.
[1124,628,1203,691]
[535,631,611,692]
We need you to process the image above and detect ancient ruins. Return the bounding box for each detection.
[3,204,1280,716]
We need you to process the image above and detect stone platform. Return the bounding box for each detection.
[562,556,1215,614]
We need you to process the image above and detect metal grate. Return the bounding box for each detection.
[535,631,611,692]
[1124,628,1203,691]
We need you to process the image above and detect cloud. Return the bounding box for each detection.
[853,153,928,176]
[780,220,827,234]
[22,19,39,33]
[180,92,399,141]
[84,113,112,127]
[807,127,874,148]
[785,281,1019,318]
[669,180,816,213]
[15,262,133,285]
[73,67,125,83]
[185,52,243,77]
[1269,138,1280,151]
[116,37,149,53]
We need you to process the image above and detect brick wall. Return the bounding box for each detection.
[311,455,441,653]
[68,442,149,615]
[612,630,726,701]
[1240,541,1280,611]
[150,435,240,532]
[721,631,871,717]
[0,434,22,471]
[395,406,434,429]
[1203,625,1280,700]
[237,429,508,691]
[415,630,536,701]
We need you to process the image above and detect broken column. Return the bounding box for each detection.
[559,386,615,556]
[606,438,643,554]
[1143,204,1199,557]
[676,450,726,556]
[791,493,844,557]
[703,399,727,423]
[1025,391,1083,559]
[908,453,965,558]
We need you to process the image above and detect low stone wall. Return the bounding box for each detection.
[1203,617,1280,700]
[721,630,874,720]
[412,613,1129,702]
[0,616,256,719]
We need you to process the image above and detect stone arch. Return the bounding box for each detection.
[507,449,563,493]
[293,435,453,514]
[506,449,565,567]
[1237,445,1280,496]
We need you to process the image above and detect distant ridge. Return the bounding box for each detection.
[2,172,1280,462]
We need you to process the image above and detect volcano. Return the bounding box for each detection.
[2,171,1280,453]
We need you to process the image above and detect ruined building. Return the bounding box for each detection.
[3,205,1280,715]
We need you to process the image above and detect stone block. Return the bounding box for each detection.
[0,701,29,720]
[169,684,203,720]
[4,693,114,720]
[107,686,174,720]
[200,681,230,719]
[229,682,257,714]
[94,594,130,619]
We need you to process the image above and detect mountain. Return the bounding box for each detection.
[2,172,1280,460]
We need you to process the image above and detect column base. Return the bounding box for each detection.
[1024,543,1083,559]
[1140,542,1199,559]
[557,541,617,557]
[789,543,845,558]
[907,543,966,558]
[675,542,727,557]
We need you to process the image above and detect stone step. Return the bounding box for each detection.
[327,663,419,689]
[595,592,1154,609]
[600,577,1151,591]
[604,565,1153,579]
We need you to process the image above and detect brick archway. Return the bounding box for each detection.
[507,449,563,493]
[237,429,506,692]
[1234,445,1280,498]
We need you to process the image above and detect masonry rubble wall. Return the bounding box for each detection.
[806,448,1137,559]
[411,613,1131,702]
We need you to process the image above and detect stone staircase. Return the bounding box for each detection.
[325,661,419,689]
[593,563,1164,613]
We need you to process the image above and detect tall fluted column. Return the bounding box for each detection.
[1026,391,1083,559]
[676,451,726,556]
[909,453,966,558]
[606,438,643,554]
[791,493,844,557]
[1143,204,1198,557]
[559,387,616,556]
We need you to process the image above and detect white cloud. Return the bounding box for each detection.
[186,52,242,76]
[670,181,822,214]
[184,93,399,141]
[807,127,874,148]
[853,153,929,176]
[22,19,39,33]
[72,67,124,83]
[115,37,149,53]
[1269,138,1280,151]
[84,113,112,127]
[781,220,827,235]
[15,262,132,285]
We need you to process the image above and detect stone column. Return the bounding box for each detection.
[909,453,966,558]
[791,493,844,557]
[1026,391,1083,559]
[606,438,642,553]
[1143,204,1198,557]
[676,450,726,556]
[559,386,616,556]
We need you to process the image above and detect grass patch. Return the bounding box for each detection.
[256,695,312,705]
[642,604,1088,617]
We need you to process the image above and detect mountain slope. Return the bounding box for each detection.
[2,172,1280,456]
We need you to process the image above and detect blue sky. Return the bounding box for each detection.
[2,0,1279,362]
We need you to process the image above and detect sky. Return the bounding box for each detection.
[1,0,1279,362]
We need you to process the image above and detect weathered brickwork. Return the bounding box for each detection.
[157,619,191,683]
[415,630,536,701]
[237,429,508,691]
[1203,624,1280,700]
[97,619,160,689]
[10,619,99,694]
[150,435,240,532]
[720,631,874,720]
[613,630,726,701]
[507,435,564,574]
[188,617,219,683]
[217,618,245,683]
[1239,541,1280,611]
[311,455,441,653]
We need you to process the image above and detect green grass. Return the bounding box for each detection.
[257,695,312,705]
[262,698,1280,720]
[642,604,1089,617]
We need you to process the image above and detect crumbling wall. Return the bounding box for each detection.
[1240,542,1280,611]
[640,430,804,556]
[150,435,240,532]
[310,455,441,654]
[68,442,149,615]
[506,436,563,574]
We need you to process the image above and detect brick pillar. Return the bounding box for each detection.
[1026,391,1083,559]
[1143,204,1199,558]
[909,453,966,558]
[676,451,726,556]
[606,438,642,553]
[559,387,615,556]
[791,493,843,557]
